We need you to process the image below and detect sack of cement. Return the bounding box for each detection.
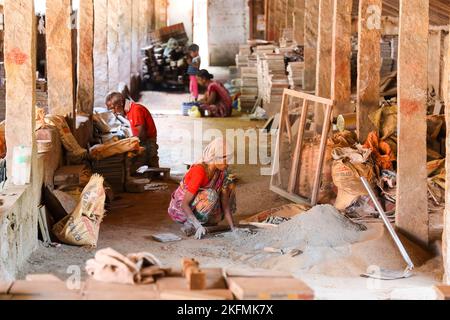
[331,146,376,211]
[89,137,141,160]
[53,174,106,247]
[44,115,88,162]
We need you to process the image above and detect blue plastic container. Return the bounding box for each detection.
[181,102,200,116]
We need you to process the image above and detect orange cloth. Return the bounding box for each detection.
[363,131,396,170]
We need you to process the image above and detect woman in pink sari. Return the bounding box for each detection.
[197,69,232,117]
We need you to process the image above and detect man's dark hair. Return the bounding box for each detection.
[105,92,125,107]
[188,44,200,52]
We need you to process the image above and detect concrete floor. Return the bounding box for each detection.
[17,70,444,300]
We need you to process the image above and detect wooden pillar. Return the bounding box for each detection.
[155,0,168,30]
[287,0,295,28]
[293,0,305,46]
[132,0,140,75]
[315,0,333,99]
[428,30,442,101]
[77,0,94,115]
[107,0,120,92]
[94,0,109,108]
[303,0,319,91]
[4,0,36,176]
[443,18,450,286]
[46,0,75,118]
[331,0,352,116]
[396,0,429,246]
[314,0,333,127]
[119,0,132,88]
[356,0,382,141]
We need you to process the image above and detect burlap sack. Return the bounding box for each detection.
[89,137,141,160]
[53,174,106,247]
[332,160,375,210]
[44,115,88,161]
[298,137,336,204]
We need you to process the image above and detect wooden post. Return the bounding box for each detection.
[107,0,120,92]
[119,0,132,88]
[3,0,36,176]
[331,0,352,117]
[93,0,109,108]
[357,0,382,142]
[46,0,75,118]
[293,0,305,46]
[303,0,319,91]
[396,0,429,246]
[314,0,333,128]
[443,16,450,286]
[77,0,94,115]
[428,30,442,102]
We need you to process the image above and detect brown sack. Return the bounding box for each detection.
[89,137,141,160]
[53,174,106,247]
[298,137,336,204]
[332,159,376,211]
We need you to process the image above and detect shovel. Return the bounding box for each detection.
[359,177,414,280]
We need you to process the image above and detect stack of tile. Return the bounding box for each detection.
[239,66,259,112]
[258,54,288,109]
[92,154,126,193]
[287,62,305,90]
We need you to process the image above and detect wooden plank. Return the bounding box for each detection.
[46,0,75,119]
[304,0,320,91]
[331,0,353,117]
[444,14,450,286]
[82,279,159,300]
[76,0,94,115]
[293,0,305,46]
[288,99,308,193]
[3,0,36,175]
[283,88,334,105]
[226,277,314,300]
[428,30,442,100]
[314,0,334,127]
[160,290,233,300]
[396,0,429,246]
[434,285,450,300]
[93,0,109,109]
[357,0,382,142]
[311,103,333,205]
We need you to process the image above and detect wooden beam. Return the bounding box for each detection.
[303,0,319,91]
[46,0,75,119]
[357,0,382,142]
[293,0,305,45]
[428,29,442,100]
[119,0,133,88]
[444,13,450,286]
[4,0,36,176]
[331,0,353,117]
[93,0,109,108]
[77,0,94,115]
[396,0,429,246]
[107,0,120,92]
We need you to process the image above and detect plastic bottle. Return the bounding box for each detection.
[12,146,32,186]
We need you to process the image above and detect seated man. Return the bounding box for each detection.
[105,92,159,169]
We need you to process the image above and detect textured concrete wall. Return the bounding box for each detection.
[208,0,249,66]
[167,0,193,43]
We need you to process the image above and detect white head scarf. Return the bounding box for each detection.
[198,138,233,164]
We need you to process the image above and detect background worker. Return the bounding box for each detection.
[186,44,201,101]
[105,92,160,169]
[197,69,232,117]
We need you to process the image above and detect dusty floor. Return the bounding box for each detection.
[18,69,444,300]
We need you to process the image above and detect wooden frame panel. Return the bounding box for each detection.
[270,89,334,206]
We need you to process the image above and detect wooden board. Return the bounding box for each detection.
[239,203,311,225]
[270,89,334,206]
[226,277,314,300]
[160,290,233,300]
[435,285,450,300]
[81,279,159,300]
[8,280,83,300]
